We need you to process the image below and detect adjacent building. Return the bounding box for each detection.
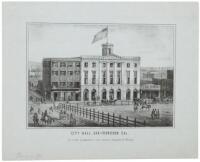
[43,57,81,101]
[43,43,141,102]
[140,67,173,100]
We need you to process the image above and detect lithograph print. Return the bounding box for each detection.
[27,23,175,127]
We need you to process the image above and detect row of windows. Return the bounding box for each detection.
[84,71,137,85]
[52,82,80,88]
[52,71,80,76]
[84,62,138,68]
[52,62,80,68]
[83,88,138,101]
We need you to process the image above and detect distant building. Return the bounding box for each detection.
[141,67,173,99]
[29,62,42,88]
[140,84,160,99]
[42,43,141,102]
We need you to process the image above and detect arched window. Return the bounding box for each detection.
[126,89,131,100]
[109,89,114,100]
[117,89,121,100]
[83,89,89,101]
[133,89,137,99]
[102,89,107,100]
[91,89,97,101]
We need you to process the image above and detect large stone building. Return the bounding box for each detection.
[43,43,141,102]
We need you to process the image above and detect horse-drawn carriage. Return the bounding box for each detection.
[101,99,118,105]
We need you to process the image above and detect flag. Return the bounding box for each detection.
[92,27,108,44]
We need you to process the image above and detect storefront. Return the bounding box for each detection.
[140,84,160,99]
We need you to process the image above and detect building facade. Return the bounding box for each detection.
[140,67,173,100]
[43,43,141,102]
[43,58,81,101]
[81,43,140,102]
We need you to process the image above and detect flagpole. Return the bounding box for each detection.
[106,25,109,44]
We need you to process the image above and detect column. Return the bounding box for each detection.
[106,89,109,101]
[106,62,109,85]
[60,91,64,101]
[88,89,91,102]
[137,90,140,99]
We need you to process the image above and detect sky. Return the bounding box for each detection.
[28,23,174,67]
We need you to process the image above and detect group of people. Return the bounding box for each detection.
[151,109,160,119]
[30,106,55,126]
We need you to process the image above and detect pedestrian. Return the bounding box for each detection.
[151,109,155,120]
[44,115,48,125]
[157,109,160,119]
[33,113,39,126]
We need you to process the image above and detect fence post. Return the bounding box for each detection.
[134,118,136,127]
[119,115,121,126]
[89,109,91,120]
[126,116,129,126]
[113,113,115,126]
[102,112,104,123]
[93,109,95,121]
[107,113,110,126]
[98,111,99,122]
[144,120,146,126]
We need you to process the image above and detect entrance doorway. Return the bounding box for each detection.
[133,91,137,99]
[54,92,58,101]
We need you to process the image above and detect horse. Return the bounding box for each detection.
[141,104,151,111]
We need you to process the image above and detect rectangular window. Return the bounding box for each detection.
[117,63,121,68]
[52,71,58,76]
[110,71,114,84]
[60,71,66,76]
[103,62,106,68]
[67,82,73,87]
[76,62,80,67]
[110,63,113,67]
[52,62,58,67]
[84,71,88,84]
[60,82,66,87]
[60,62,66,67]
[67,63,73,67]
[134,63,137,68]
[68,71,73,76]
[127,71,130,84]
[108,48,111,54]
[117,71,121,84]
[52,82,58,88]
[92,62,96,68]
[92,71,96,84]
[102,71,106,84]
[134,71,137,84]
[75,71,80,75]
[127,63,130,68]
[84,62,88,67]
[74,82,80,88]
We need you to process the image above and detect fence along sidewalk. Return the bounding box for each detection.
[57,103,146,127]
